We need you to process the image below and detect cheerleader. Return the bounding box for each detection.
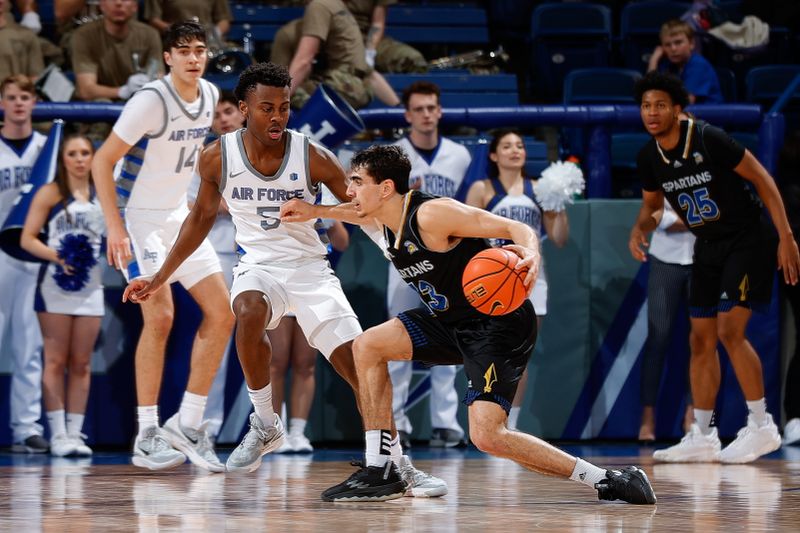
[20,134,104,457]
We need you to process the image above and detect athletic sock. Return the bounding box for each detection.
[746,398,768,426]
[47,409,66,437]
[570,457,607,488]
[507,406,521,430]
[66,412,85,436]
[365,429,392,467]
[248,384,275,427]
[137,405,159,439]
[179,391,207,430]
[289,418,307,437]
[694,409,714,435]
[389,433,403,465]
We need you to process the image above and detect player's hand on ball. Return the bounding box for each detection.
[280,199,315,222]
[628,227,649,262]
[123,278,161,303]
[503,244,539,289]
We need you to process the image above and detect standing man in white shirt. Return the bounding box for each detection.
[92,21,234,472]
[390,81,471,447]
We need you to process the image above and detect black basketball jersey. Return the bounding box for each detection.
[383,191,489,323]
[638,118,762,240]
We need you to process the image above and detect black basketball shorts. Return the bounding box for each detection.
[396,300,537,413]
[689,216,777,317]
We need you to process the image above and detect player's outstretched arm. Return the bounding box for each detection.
[92,132,135,269]
[736,150,800,284]
[123,141,224,304]
[418,198,541,286]
[307,141,351,202]
[629,190,664,262]
[280,198,366,226]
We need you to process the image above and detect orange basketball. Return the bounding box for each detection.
[462,248,529,316]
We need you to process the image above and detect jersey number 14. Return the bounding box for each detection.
[175,146,199,173]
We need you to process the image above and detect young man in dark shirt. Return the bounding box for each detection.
[630,71,800,463]
[282,145,656,505]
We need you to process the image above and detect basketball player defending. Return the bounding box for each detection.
[93,22,234,472]
[123,62,446,496]
[280,145,656,504]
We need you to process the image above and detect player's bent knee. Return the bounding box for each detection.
[233,293,271,327]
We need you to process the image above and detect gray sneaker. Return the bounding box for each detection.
[397,455,448,497]
[132,426,187,470]
[226,413,285,473]
[162,414,225,472]
[11,434,49,454]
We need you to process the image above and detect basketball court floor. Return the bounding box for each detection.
[1,443,798,531]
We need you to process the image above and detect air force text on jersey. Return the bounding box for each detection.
[229,186,305,202]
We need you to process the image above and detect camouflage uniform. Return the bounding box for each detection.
[270,0,372,110]
[345,0,427,73]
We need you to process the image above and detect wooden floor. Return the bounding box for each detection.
[1,446,799,532]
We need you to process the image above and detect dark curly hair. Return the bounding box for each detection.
[163,21,206,52]
[234,62,292,103]
[350,145,411,194]
[634,71,690,109]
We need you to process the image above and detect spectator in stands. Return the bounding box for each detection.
[54,0,103,69]
[465,128,569,431]
[7,0,41,34]
[270,0,399,109]
[272,215,350,453]
[71,0,163,101]
[0,0,44,82]
[145,0,232,40]
[638,202,695,442]
[0,74,48,454]
[388,81,470,448]
[647,19,723,104]
[344,0,428,73]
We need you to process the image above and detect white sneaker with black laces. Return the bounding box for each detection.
[396,455,448,497]
[50,433,77,457]
[719,415,781,464]
[226,413,285,473]
[162,414,225,472]
[653,423,721,463]
[69,432,93,457]
[132,426,186,470]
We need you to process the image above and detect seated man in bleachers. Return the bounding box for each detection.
[345,0,428,74]
[270,0,399,109]
[145,0,233,41]
[0,0,44,82]
[647,19,723,104]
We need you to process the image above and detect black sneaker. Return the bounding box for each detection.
[322,461,406,502]
[596,466,657,505]
[429,428,466,448]
[11,435,49,454]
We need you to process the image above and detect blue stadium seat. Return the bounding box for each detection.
[529,3,612,101]
[562,68,642,105]
[620,1,690,71]
[745,65,800,106]
[714,66,737,102]
[368,73,519,109]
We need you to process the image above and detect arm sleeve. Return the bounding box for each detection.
[701,125,746,169]
[301,2,332,41]
[112,89,166,145]
[70,27,97,75]
[637,146,660,192]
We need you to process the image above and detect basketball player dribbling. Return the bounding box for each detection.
[123,62,446,494]
[281,145,656,504]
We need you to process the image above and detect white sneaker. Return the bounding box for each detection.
[274,438,294,454]
[225,413,285,473]
[69,432,93,457]
[132,426,187,470]
[162,414,225,473]
[653,423,721,463]
[289,433,313,453]
[50,433,77,457]
[719,415,782,464]
[783,418,800,446]
[396,455,448,497]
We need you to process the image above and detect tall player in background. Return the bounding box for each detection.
[466,128,569,430]
[93,22,233,472]
[123,62,446,497]
[389,81,471,448]
[0,74,48,454]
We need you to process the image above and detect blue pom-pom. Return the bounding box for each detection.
[53,234,97,292]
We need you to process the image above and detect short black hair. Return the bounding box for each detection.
[350,145,411,194]
[163,21,206,52]
[234,62,292,103]
[219,89,237,107]
[634,71,690,109]
[401,81,440,109]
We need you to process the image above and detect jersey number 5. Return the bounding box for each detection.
[257,206,280,231]
[677,187,720,227]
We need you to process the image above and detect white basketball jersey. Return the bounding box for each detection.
[220,129,327,265]
[0,132,47,223]
[115,76,217,211]
[490,192,543,238]
[394,137,470,198]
